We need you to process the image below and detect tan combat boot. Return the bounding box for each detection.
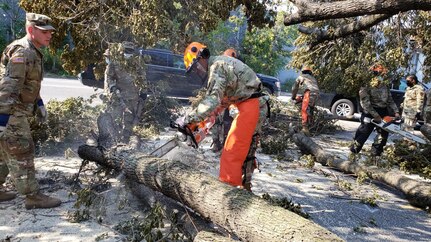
[0,191,16,202]
[25,192,61,209]
[302,125,310,136]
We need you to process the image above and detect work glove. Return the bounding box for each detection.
[372,116,382,124]
[0,114,10,135]
[175,116,186,128]
[36,99,48,124]
[415,112,422,120]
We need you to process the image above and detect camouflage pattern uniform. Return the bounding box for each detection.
[292,73,320,130]
[401,84,425,130]
[292,73,320,106]
[424,90,431,124]
[186,55,269,189]
[185,55,269,132]
[0,37,44,195]
[105,59,140,143]
[350,78,399,156]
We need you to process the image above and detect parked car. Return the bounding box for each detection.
[318,80,429,118]
[78,48,281,98]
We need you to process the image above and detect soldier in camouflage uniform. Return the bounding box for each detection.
[401,74,425,131]
[104,42,141,143]
[181,42,269,191]
[350,64,400,156]
[211,48,239,152]
[291,66,320,135]
[0,13,61,209]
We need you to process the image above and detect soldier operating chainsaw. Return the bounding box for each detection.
[176,42,269,191]
[350,64,400,156]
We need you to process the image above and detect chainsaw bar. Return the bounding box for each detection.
[371,120,428,144]
[149,137,179,158]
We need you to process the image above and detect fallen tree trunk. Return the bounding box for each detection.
[78,145,343,241]
[291,132,431,209]
[420,123,431,142]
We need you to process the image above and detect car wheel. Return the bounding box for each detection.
[331,99,355,117]
[263,85,274,95]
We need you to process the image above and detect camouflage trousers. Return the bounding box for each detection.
[0,114,39,195]
[109,98,138,143]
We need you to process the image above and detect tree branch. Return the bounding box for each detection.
[285,0,431,26]
[298,14,392,47]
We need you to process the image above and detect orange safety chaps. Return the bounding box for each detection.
[219,98,259,186]
[301,90,311,126]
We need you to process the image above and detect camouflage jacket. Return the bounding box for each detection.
[104,62,139,101]
[0,37,43,116]
[402,84,425,115]
[186,56,262,123]
[359,82,399,118]
[291,73,319,98]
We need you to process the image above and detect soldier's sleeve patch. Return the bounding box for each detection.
[11,57,25,63]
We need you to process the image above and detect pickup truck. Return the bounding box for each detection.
[79,48,281,98]
[318,80,429,117]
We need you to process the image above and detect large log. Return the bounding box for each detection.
[291,132,431,209]
[78,145,343,241]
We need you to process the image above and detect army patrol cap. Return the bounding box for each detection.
[26,13,55,31]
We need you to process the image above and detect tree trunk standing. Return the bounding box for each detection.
[291,132,431,209]
[77,145,343,241]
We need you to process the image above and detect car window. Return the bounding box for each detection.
[143,50,169,66]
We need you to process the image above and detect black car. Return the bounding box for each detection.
[79,48,281,98]
[318,80,429,117]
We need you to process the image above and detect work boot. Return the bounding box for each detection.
[301,126,310,136]
[0,191,16,202]
[25,192,61,209]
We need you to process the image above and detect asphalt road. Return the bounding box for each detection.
[41,77,103,103]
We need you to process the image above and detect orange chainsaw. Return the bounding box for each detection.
[149,116,217,158]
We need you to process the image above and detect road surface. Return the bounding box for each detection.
[41,77,103,103]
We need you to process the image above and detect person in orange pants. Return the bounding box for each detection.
[180,42,269,191]
[291,66,320,135]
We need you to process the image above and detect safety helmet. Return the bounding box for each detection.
[302,66,312,72]
[122,41,135,54]
[223,48,237,58]
[184,42,210,72]
[370,64,387,74]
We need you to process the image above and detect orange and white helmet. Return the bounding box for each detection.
[223,48,238,58]
[370,64,388,74]
[184,42,210,72]
[302,66,312,72]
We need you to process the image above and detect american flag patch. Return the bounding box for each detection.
[11,57,24,63]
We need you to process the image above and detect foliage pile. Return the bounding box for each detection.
[384,139,431,179]
[260,96,338,158]
[31,96,102,145]
[114,203,190,242]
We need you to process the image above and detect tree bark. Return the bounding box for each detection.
[77,145,343,241]
[285,0,431,26]
[291,132,431,209]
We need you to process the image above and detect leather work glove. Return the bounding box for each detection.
[36,99,48,124]
[373,116,382,124]
[0,114,10,136]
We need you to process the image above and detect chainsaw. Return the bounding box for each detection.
[371,116,428,144]
[149,116,216,158]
